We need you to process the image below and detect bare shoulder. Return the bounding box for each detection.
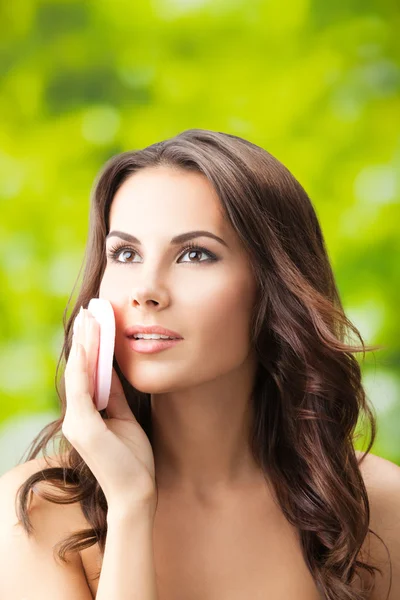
[0,453,78,516]
[354,450,400,599]
[355,449,400,487]
[0,454,65,512]
[0,453,91,538]
[0,453,65,487]
[0,454,93,598]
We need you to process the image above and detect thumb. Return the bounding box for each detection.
[105,368,136,421]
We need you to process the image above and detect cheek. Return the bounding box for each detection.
[99,270,124,301]
[99,271,109,297]
[199,277,254,358]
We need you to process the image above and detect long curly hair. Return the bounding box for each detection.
[15,129,390,599]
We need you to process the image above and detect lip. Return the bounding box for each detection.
[124,324,183,339]
[127,337,183,354]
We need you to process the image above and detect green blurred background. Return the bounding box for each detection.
[1,0,399,476]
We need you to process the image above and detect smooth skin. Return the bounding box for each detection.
[0,166,399,598]
[0,449,399,598]
[63,310,157,514]
[101,166,261,500]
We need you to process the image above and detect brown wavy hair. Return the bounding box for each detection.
[15,129,391,599]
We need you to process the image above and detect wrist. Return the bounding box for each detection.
[107,496,157,526]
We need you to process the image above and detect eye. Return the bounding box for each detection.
[106,241,218,265]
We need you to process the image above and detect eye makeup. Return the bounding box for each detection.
[106,240,219,265]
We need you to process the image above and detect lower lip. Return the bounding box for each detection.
[127,337,183,354]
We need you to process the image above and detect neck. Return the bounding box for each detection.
[151,350,262,500]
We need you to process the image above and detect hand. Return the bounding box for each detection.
[62,308,157,515]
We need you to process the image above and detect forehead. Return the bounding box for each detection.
[109,166,226,231]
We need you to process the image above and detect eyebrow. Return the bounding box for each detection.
[105,230,228,248]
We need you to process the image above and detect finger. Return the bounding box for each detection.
[85,312,100,400]
[63,338,108,448]
[65,310,98,418]
[64,337,98,420]
[106,368,137,422]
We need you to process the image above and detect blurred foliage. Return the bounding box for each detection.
[0,0,399,473]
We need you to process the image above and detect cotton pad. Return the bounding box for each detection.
[87,298,116,411]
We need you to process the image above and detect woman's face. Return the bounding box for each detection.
[99,166,258,393]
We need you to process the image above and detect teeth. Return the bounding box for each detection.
[133,333,177,340]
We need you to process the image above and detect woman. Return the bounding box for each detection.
[0,129,398,599]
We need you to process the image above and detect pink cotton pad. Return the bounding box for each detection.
[87,298,116,411]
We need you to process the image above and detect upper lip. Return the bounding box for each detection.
[125,325,183,339]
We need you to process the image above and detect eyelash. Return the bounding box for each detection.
[106,241,218,265]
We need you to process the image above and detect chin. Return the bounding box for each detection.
[120,368,180,395]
